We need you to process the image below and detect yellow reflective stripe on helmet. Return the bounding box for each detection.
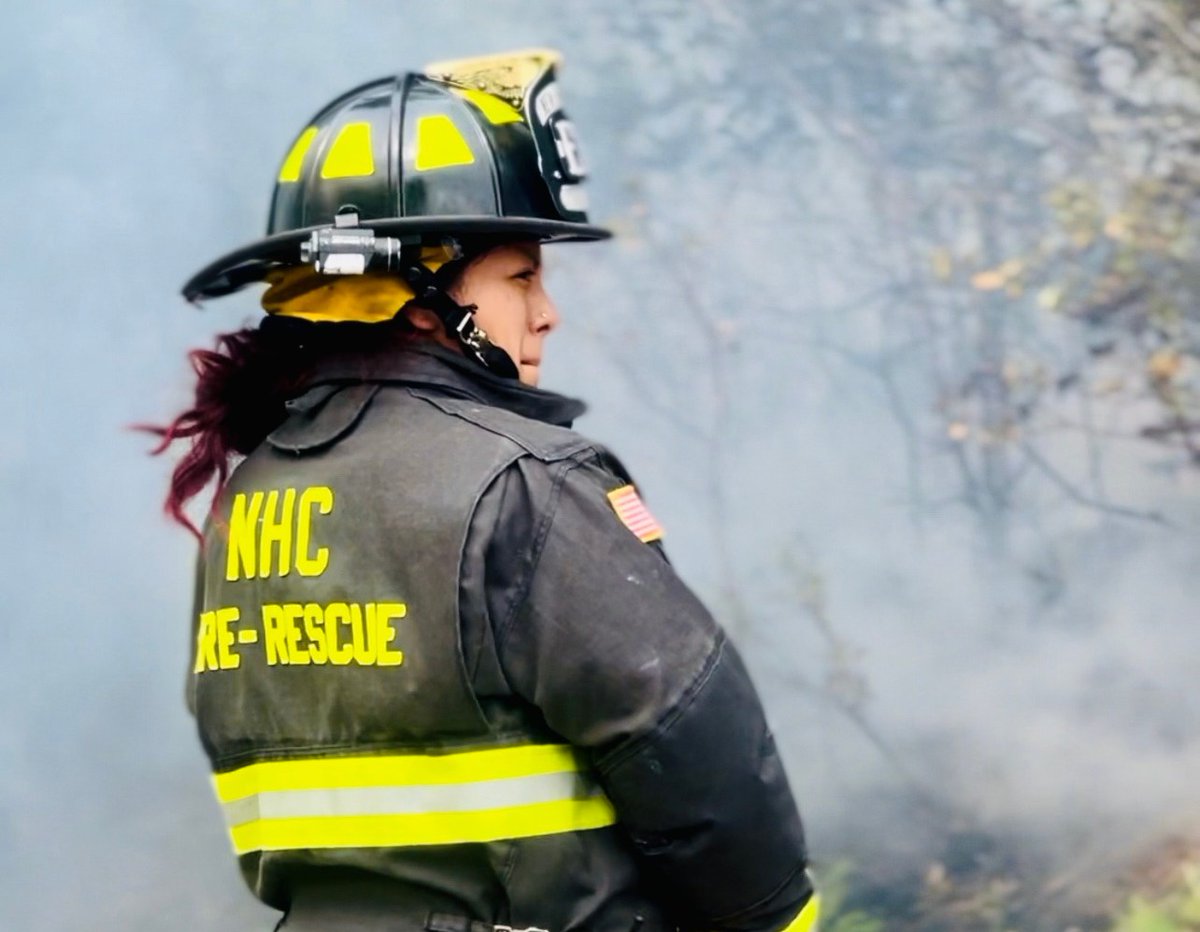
[215,743,589,801]
[780,894,820,932]
[278,126,318,183]
[452,87,523,125]
[229,793,617,854]
[415,115,475,171]
[321,121,375,179]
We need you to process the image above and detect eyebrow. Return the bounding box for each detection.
[514,243,542,268]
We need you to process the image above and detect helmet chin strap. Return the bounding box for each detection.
[295,218,519,380]
[398,246,519,381]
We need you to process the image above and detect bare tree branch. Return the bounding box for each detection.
[1019,440,1172,526]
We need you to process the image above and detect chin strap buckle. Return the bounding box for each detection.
[400,250,520,381]
[296,220,520,380]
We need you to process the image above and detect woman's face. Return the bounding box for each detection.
[451,242,559,386]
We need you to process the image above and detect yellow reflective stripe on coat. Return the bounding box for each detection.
[214,744,618,855]
[780,893,820,932]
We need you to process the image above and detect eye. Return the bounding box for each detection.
[512,267,538,282]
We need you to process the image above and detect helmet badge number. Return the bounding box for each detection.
[534,82,587,181]
[551,119,587,180]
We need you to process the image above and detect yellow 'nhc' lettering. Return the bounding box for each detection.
[260,601,406,667]
[225,486,334,581]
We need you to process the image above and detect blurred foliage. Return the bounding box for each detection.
[815,861,887,932]
[581,0,1200,555]
[813,849,1200,931]
[1111,861,1200,932]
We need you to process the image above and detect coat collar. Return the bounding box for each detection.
[303,342,587,428]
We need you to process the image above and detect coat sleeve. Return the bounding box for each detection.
[478,453,817,931]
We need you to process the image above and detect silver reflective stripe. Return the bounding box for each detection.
[214,744,620,853]
[222,770,602,829]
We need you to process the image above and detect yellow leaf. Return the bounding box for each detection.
[971,270,1006,291]
[930,247,954,282]
[1037,285,1064,311]
[970,259,1024,291]
[1104,213,1132,241]
[1147,348,1183,383]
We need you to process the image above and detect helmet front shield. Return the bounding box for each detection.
[424,49,592,222]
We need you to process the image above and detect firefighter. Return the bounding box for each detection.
[157,50,819,932]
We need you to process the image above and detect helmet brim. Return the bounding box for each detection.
[182,216,612,301]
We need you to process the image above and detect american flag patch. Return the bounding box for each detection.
[606,485,664,543]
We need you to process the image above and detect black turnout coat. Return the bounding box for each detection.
[189,343,815,932]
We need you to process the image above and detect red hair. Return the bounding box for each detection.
[143,318,413,539]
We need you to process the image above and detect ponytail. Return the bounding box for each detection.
[143,318,412,538]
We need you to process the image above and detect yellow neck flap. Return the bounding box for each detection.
[261,246,454,323]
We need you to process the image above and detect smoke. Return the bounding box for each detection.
[552,3,1200,912]
[4,2,1197,929]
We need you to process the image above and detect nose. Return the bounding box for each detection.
[532,289,560,335]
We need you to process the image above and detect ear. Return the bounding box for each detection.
[403,304,442,334]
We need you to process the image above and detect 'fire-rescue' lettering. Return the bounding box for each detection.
[194,606,247,672]
[197,485,410,675]
[194,601,406,673]
[260,601,406,667]
[225,485,334,581]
